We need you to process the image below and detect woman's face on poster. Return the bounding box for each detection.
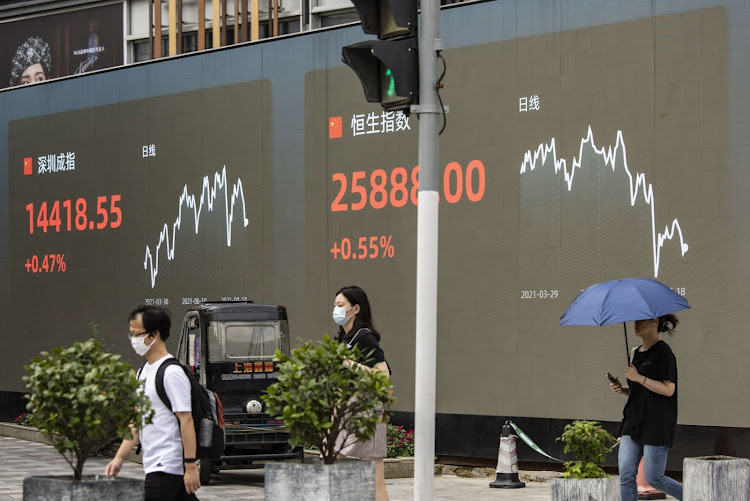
[19,63,46,85]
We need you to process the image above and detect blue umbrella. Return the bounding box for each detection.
[560,278,690,364]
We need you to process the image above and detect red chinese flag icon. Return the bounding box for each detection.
[329,116,343,139]
[23,157,33,176]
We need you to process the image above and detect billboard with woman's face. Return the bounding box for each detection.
[0,2,123,88]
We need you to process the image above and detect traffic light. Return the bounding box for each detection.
[342,0,418,111]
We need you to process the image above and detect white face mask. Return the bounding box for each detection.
[332,306,354,326]
[130,334,153,356]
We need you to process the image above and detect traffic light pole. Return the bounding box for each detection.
[413,1,441,500]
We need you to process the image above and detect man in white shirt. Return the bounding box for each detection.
[105,305,201,500]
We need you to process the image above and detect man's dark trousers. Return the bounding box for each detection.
[145,472,199,501]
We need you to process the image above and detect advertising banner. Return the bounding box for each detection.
[0,2,123,88]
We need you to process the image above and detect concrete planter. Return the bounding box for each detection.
[23,475,144,501]
[551,475,619,501]
[683,455,750,501]
[265,458,375,501]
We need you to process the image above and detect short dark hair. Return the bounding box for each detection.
[128,305,172,341]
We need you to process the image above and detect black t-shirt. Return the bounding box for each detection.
[341,328,387,370]
[620,340,678,446]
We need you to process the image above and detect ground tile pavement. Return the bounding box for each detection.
[0,435,668,501]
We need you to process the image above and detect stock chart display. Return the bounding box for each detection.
[8,82,269,363]
[305,6,733,422]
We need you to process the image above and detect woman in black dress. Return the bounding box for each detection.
[610,314,683,501]
[332,285,390,501]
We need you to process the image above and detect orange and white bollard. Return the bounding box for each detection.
[637,457,666,500]
[489,421,525,489]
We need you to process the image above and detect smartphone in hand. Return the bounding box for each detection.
[606,372,618,384]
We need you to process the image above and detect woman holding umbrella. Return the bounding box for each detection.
[610,314,683,501]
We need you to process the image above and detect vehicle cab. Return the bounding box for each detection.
[176,301,300,484]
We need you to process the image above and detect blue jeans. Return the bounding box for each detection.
[618,435,683,501]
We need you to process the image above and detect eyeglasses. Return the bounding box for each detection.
[128,330,151,340]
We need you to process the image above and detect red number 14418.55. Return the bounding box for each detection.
[25,195,122,234]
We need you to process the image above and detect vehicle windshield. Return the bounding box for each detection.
[207,320,289,362]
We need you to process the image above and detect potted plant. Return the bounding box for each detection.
[263,335,395,500]
[551,420,619,501]
[22,337,153,501]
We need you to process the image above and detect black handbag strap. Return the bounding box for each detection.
[345,328,370,348]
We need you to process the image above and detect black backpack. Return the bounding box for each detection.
[141,358,225,460]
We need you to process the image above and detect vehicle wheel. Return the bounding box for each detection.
[197,459,212,485]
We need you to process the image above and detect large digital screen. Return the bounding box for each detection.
[2,3,748,436]
[303,7,730,422]
[8,82,270,365]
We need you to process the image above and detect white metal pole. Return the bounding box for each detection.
[414,0,440,499]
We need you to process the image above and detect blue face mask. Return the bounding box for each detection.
[332,306,354,326]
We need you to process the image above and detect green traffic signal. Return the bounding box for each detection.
[342,36,418,111]
[343,0,418,111]
[385,68,396,97]
[380,63,408,108]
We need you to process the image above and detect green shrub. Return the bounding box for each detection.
[557,420,617,479]
[264,335,396,465]
[23,338,153,480]
[387,424,414,458]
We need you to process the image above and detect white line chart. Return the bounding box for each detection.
[519,126,688,278]
[144,166,250,288]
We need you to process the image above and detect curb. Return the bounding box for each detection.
[0,422,143,464]
[303,449,414,479]
[437,464,559,483]
[0,422,55,446]
[384,457,414,479]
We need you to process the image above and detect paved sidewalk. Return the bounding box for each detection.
[0,436,556,500]
[0,435,673,500]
